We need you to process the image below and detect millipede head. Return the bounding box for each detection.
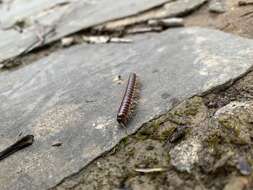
[117,114,127,128]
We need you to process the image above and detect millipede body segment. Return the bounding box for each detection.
[117,73,139,127]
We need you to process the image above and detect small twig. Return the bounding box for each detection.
[219,23,231,30]
[148,18,184,28]
[134,168,167,173]
[126,26,163,34]
[238,1,253,6]
[240,10,253,17]
[82,35,132,44]
[0,135,34,161]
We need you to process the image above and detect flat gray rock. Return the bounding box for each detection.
[209,0,226,13]
[0,27,253,189]
[0,0,206,64]
[0,0,169,62]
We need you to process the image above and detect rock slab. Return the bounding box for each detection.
[0,0,207,63]
[0,0,170,62]
[0,27,252,189]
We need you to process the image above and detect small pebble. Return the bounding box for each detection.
[82,35,110,43]
[52,141,62,147]
[237,156,252,176]
[209,0,226,13]
[61,37,75,47]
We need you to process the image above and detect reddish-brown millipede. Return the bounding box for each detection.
[117,73,139,127]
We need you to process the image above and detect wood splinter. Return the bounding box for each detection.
[117,73,140,127]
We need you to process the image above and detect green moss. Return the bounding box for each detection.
[174,96,204,116]
[218,115,251,145]
[218,115,241,136]
[206,132,223,153]
[159,126,177,140]
[127,147,136,157]
[165,96,206,126]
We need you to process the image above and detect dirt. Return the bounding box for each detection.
[185,0,253,39]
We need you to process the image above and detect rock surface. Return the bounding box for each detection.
[214,101,253,144]
[0,27,253,189]
[0,0,168,62]
[0,0,207,64]
[209,0,226,13]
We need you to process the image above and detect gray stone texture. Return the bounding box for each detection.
[0,0,207,63]
[0,28,252,189]
[0,0,169,62]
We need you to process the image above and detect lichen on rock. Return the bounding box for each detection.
[167,96,208,126]
[170,138,202,172]
[214,101,253,144]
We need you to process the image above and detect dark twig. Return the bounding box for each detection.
[240,10,253,17]
[238,1,253,6]
[0,135,34,161]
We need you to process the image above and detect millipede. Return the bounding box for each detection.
[117,72,140,127]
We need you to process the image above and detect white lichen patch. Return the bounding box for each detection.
[170,138,202,172]
[214,101,253,144]
[93,117,114,131]
[214,101,251,118]
[33,104,82,138]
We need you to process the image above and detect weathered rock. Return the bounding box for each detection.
[104,0,207,30]
[164,0,207,16]
[0,28,253,189]
[0,0,207,64]
[148,18,184,28]
[214,101,253,144]
[0,0,169,63]
[170,138,202,172]
[223,177,249,190]
[236,156,252,176]
[209,0,226,13]
[167,96,208,126]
